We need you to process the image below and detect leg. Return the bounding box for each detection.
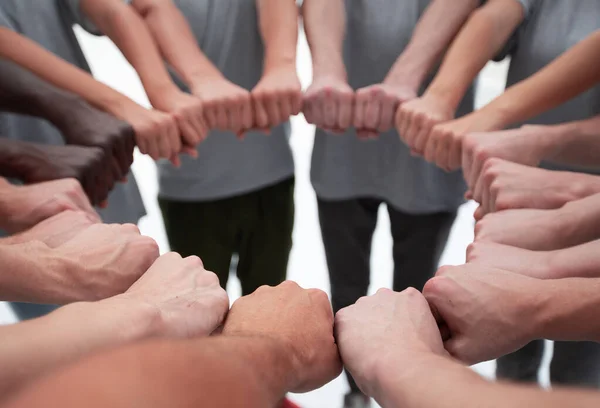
[318,196,380,399]
[159,197,238,289]
[496,340,545,383]
[551,341,600,388]
[236,178,295,296]
[388,207,457,292]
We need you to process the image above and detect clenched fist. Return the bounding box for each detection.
[303,76,354,133]
[251,66,302,131]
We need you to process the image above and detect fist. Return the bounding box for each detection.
[251,67,302,130]
[335,288,446,397]
[424,264,546,364]
[303,76,354,133]
[223,281,342,393]
[466,241,552,279]
[120,252,229,338]
[354,83,416,139]
[56,223,159,301]
[396,94,454,153]
[0,179,99,234]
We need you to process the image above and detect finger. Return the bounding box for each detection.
[353,93,366,130]
[177,120,198,153]
[291,92,303,115]
[241,99,254,132]
[227,103,243,135]
[181,145,198,158]
[323,88,337,129]
[435,132,451,171]
[424,131,439,163]
[472,170,487,204]
[146,135,161,161]
[448,137,462,171]
[473,205,484,221]
[378,97,396,132]
[481,179,491,215]
[399,109,411,140]
[266,97,281,128]
[338,93,353,130]
[279,96,293,124]
[311,97,324,128]
[204,106,218,129]
[253,97,270,129]
[470,156,486,197]
[216,106,228,131]
[406,113,422,150]
[364,90,381,130]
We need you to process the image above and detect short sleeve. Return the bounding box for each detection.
[493,0,540,61]
[60,0,132,36]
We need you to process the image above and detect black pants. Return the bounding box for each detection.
[497,340,600,388]
[159,178,295,296]
[318,197,457,393]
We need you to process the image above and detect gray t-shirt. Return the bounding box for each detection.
[507,0,600,173]
[156,0,295,201]
[310,0,474,214]
[0,0,145,224]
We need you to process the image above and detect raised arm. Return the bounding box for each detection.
[80,0,207,154]
[354,0,481,136]
[398,0,525,151]
[251,0,302,130]
[129,0,252,135]
[3,282,339,408]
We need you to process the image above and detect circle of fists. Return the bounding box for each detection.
[303,78,417,138]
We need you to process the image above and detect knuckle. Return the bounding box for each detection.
[122,223,141,234]
[184,255,205,268]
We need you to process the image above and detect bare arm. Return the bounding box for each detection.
[257,0,298,73]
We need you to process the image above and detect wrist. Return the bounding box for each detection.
[263,54,297,76]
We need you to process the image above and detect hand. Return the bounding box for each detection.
[466,241,552,279]
[462,125,550,190]
[423,112,500,172]
[3,210,99,248]
[0,179,100,233]
[353,83,416,139]
[471,159,587,219]
[335,288,446,397]
[59,101,136,182]
[154,90,209,163]
[192,77,253,136]
[222,281,342,393]
[117,252,229,338]
[55,223,159,300]
[120,103,185,163]
[303,75,354,134]
[396,94,454,153]
[251,66,302,131]
[474,207,571,251]
[423,264,546,364]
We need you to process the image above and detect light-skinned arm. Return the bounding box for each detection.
[129,0,252,135]
[336,287,600,408]
[80,0,207,156]
[354,0,481,138]
[463,114,600,190]
[397,0,525,151]
[423,28,600,172]
[0,27,180,162]
[251,0,302,130]
[3,282,340,408]
[0,252,228,401]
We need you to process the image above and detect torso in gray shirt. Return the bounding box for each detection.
[157,0,295,202]
[0,0,145,224]
[311,0,473,214]
[508,0,600,173]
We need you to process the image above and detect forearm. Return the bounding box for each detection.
[481,30,600,128]
[0,298,158,400]
[0,27,141,120]
[131,0,223,89]
[302,0,346,80]
[424,0,525,111]
[539,115,600,168]
[257,0,299,73]
[558,193,600,247]
[4,337,293,408]
[0,139,45,182]
[385,0,480,92]
[373,352,600,408]
[81,0,183,104]
[550,240,600,279]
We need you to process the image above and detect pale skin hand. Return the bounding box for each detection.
[0,210,99,248]
[303,76,354,134]
[117,252,229,338]
[223,281,342,393]
[466,241,552,279]
[353,84,416,139]
[471,159,598,219]
[423,264,547,365]
[0,178,99,234]
[335,288,447,398]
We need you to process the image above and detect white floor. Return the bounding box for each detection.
[0,28,553,407]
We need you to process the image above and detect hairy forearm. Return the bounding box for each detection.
[385,0,480,91]
[257,0,299,72]
[0,27,141,120]
[540,115,600,168]
[80,0,180,104]
[302,0,346,80]
[481,30,600,128]
[373,352,600,408]
[3,337,293,408]
[0,298,157,401]
[131,0,222,88]
[424,0,525,111]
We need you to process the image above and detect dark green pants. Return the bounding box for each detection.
[159,178,295,296]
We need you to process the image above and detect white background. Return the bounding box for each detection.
[0,28,552,407]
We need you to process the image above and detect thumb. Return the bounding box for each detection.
[445,336,477,366]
